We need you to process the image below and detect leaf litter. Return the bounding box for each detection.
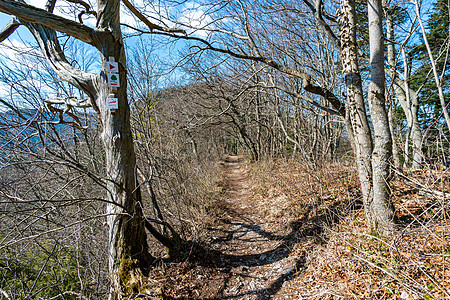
[144,156,449,300]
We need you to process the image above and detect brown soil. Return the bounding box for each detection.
[207,155,303,299]
[147,157,449,299]
[149,156,303,299]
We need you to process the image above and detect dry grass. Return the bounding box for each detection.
[244,158,450,299]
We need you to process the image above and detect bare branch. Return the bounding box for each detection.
[0,289,11,300]
[63,0,98,24]
[236,0,261,56]
[121,0,186,34]
[44,96,91,108]
[0,0,96,45]
[0,213,125,250]
[45,0,57,12]
[301,0,340,48]
[260,83,342,116]
[44,97,90,130]
[65,0,95,14]
[0,16,20,42]
[151,28,345,115]
[16,19,98,103]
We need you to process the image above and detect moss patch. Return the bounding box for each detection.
[118,258,164,298]
[118,258,141,294]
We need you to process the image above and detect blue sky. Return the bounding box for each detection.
[0,1,204,102]
[0,0,438,98]
[0,12,32,41]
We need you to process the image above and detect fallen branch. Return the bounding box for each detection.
[392,168,447,200]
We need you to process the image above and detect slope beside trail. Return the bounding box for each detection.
[201,155,303,299]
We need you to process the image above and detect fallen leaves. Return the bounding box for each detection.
[244,158,449,299]
[142,157,449,299]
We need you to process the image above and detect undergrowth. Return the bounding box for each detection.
[245,158,449,299]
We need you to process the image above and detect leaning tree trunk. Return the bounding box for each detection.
[367,0,395,235]
[339,0,374,218]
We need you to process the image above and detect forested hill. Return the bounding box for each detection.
[0,0,449,299]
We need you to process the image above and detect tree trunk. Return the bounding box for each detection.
[367,0,395,235]
[387,98,401,169]
[385,10,423,169]
[384,0,401,171]
[99,50,152,298]
[95,2,152,297]
[339,0,373,216]
[410,93,423,168]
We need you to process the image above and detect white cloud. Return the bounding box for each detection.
[27,0,97,27]
[28,0,47,9]
[178,1,213,38]
[0,39,36,62]
[0,81,10,99]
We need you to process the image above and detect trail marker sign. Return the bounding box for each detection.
[107,73,120,87]
[107,61,119,73]
[106,57,119,111]
[106,97,118,109]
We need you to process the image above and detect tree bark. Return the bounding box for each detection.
[339,0,373,217]
[410,92,423,168]
[385,10,401,169]
[385,10,423,169]
[93,2,153,297]
[387,98,401,169]
[367,0,395,234]
[0,1,153,298]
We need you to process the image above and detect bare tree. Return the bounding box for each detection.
[367,0,395,234]
[0,0,183,297]
[152,0,397,234]
[385,3,424,169]
[0,58,110,298]
[413,0,450,130]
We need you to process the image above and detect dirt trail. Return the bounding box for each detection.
[206,155,302,299]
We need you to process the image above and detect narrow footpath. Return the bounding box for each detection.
[204,155,303,299]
